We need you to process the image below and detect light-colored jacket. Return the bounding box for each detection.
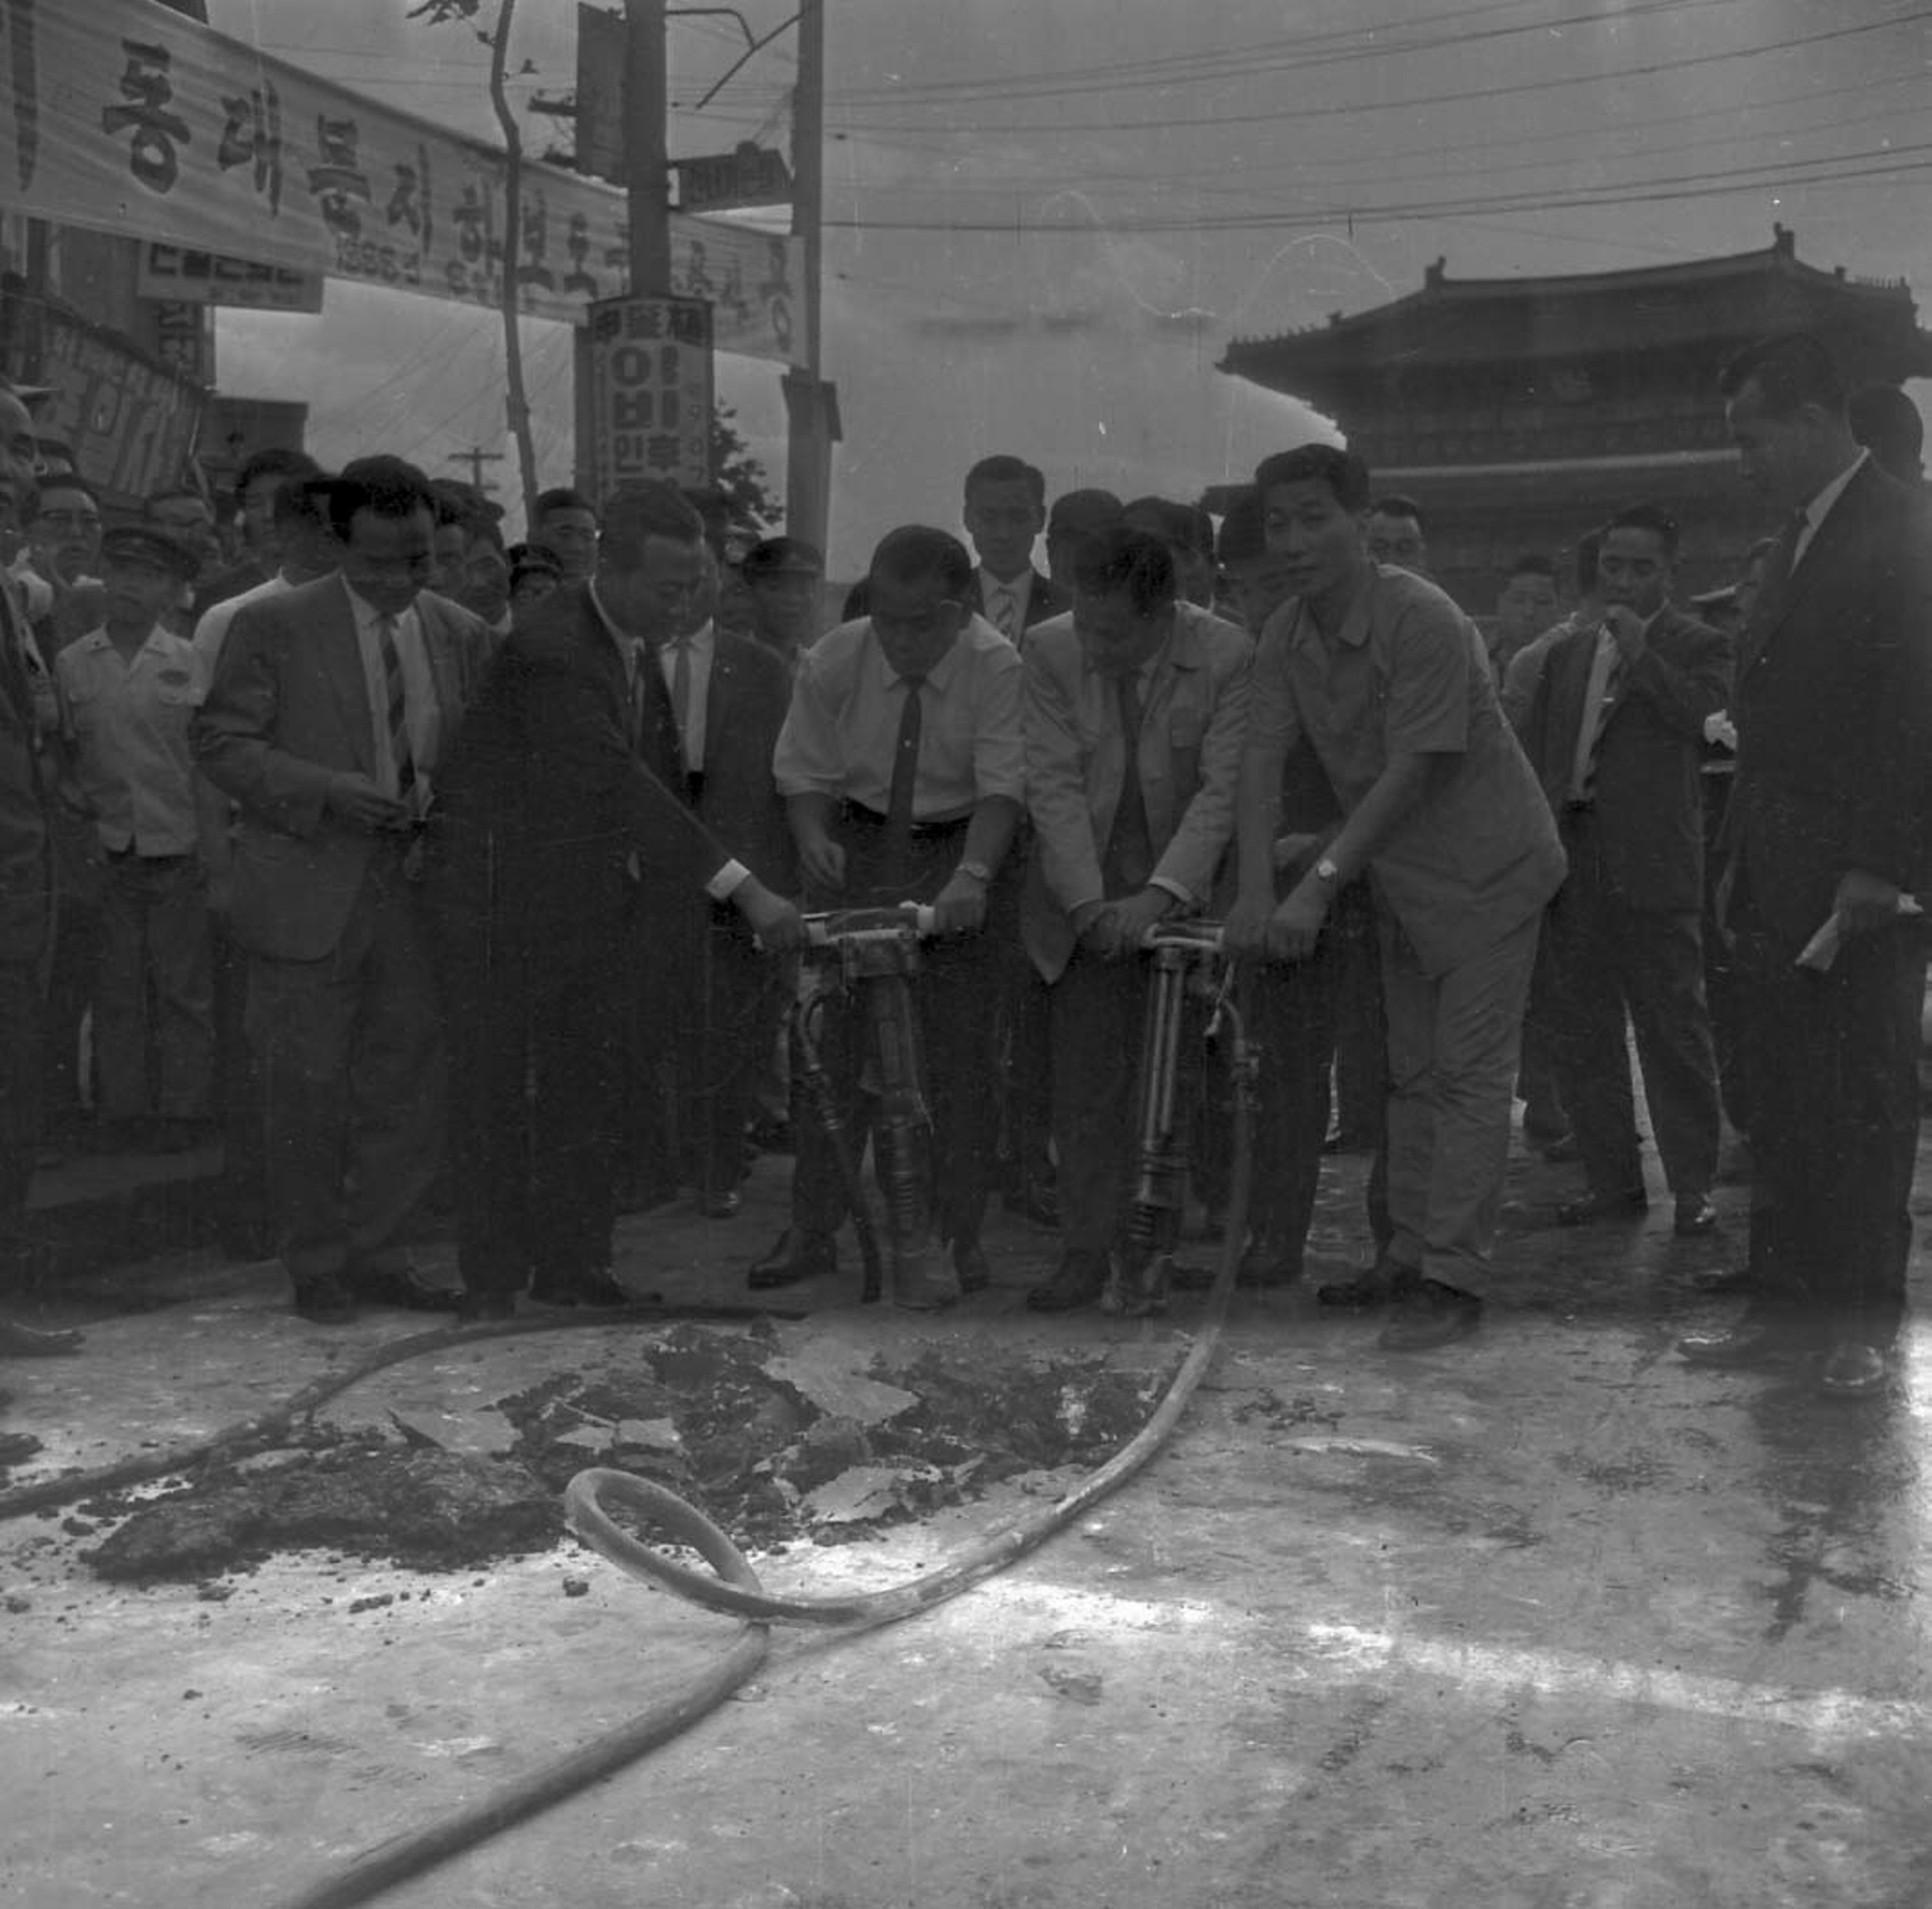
[1021,601,1251,983]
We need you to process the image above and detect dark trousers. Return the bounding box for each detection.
[1519,920,1570,1143]
[1734,878,1925,1344]
[638,906,786,1205]
[210,913,267,1239]
[789,811,997,1247]
[1547,820,1721,1201]
[1699,771,1752,1131]
[95,852,213,1122]
[0,955,41,1259]
[1330,880,1390,1145]
[440,913,632,1296]
[1252,905,1392,1267]
[247,859,443,1289]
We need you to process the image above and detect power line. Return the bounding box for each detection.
[798,6,1932,138]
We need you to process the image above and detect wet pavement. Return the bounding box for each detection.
[2,1124,1930,1908]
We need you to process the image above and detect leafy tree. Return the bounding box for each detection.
[712,402,781,532]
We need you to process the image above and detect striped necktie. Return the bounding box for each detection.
[376,613,415,803]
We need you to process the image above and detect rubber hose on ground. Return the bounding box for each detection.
[270,1092,1257,1909]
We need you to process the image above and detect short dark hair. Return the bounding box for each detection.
[329,455,438,543]
[1122,496,1214,559]
[234,447,321,503]
[1604,502,1680,559]
[1504,552,1557,583]
[1255,444,1372,514]
[963,455,1046,506]
[534,485,596,522]
[1574,527,1605,596]
[274,473,338,533]
[1214,490,1267,567]
[1369,493,1424,529]
[1071,526,1178,615]
[600,480,705,568]
[869,525,974,600]
[1046,488,1123,540]
[1849,382,1924,476]
[29,471,101,517]
[466,517,507,556]
[144,486,212,517]
[1719,331,1847,417]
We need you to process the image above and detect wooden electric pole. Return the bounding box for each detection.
[625,0,672,294]
[447,445,504,494]
[783,0,834,555]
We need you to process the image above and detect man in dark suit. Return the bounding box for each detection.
[426,485,803,1319]
[626,513,797,1218]
[1680,333,1932,1397]
[963,455,1069,642]
[1522,502,1730,1238]
[0,379,82,1365]
[192,457,489,1324]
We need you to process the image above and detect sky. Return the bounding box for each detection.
[204,0,1932,565]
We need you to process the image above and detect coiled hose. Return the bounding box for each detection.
[270,989,1258,1909]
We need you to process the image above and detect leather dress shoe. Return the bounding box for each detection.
[747,1228,837,1291]
[349,1264,463,1312]
[1556,1189,1648,1227]
[1672,1194,1719,1238]
[1676,1313,1802,1368]
[1378,1279,1482,1352]
[1819,1340,1889,1398]
[0,1318,83,1357]
[697,1188,742,1220]
[1693,1265,1756,1296]
[1317,1256,1419,1309]
[1026,1249,1109,1314]
[1237,1232,1303,1289]
[953,1240,992,1294]
[292,1275,357,1325]
[529,1268,633,1308]
[455,1290,519,1324]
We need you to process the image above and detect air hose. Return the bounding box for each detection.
[270,964,1260,1909]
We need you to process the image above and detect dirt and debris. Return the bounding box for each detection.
[73,1323,1174,1583]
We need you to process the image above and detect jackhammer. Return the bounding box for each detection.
[1104,919,1247,1319]
[788,904,950,1308]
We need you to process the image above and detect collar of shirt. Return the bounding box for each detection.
[1798,448,1869,546]
[867,621,962,695]
[74,622,174,664]
[664,617,714,661]
[979,566,1030,614]
[342,579,420,642]
[1286,570,1378,660]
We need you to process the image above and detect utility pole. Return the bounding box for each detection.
[625,0,672,293]
[447,445,504,494]
[783,0,835,556]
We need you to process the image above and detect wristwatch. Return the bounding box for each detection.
[1313,856,1341,885]
[955,858,993,885]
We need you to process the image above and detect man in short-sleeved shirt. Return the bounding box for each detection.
[756,525,1025,1308]
[1230,445,1563,1352]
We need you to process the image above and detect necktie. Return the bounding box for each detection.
[376,613,415,804]
[880,672,924,888]
[669,632,694,772]
[992,587,1018,641]
[1574,631,1622,805]
[1102,669,1154,894]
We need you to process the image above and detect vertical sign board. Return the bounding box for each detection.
[584,295,714,499]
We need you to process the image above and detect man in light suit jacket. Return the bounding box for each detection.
[1680,333,1932,1396]
[192,457,488,1324]
[1021,527,1251,1315]
[1521,502,1731,1239]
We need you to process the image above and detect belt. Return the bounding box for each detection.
[840,799,973,838]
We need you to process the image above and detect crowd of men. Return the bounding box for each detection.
[1,328,1928,1430]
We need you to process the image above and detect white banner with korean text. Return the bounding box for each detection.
[0,0,803,362]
